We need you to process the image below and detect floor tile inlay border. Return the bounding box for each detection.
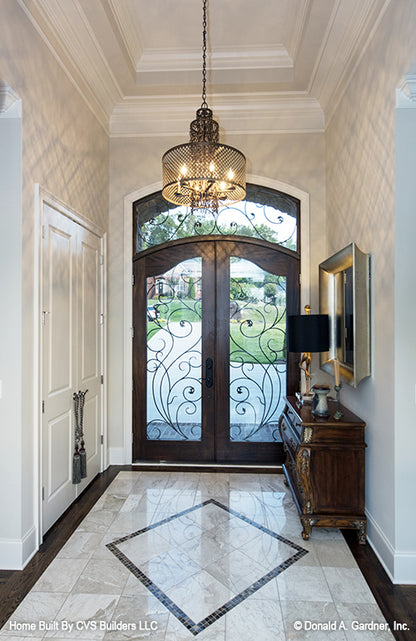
[106,498,308,636]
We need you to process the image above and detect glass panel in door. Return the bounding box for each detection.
[146,258,202,441]
[229,257,287,442]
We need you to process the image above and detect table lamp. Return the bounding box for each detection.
[287,305,329,402]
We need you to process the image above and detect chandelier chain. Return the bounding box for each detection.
[201,0,208,108]
[161,0,246,212]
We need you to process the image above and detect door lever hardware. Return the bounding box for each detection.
[205,357,213,388]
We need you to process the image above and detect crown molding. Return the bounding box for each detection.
[0,86,21,116]
[16,0,389,139]
[288,0,311,61]
[19,0,123,129]
[396,75,416,108]
[322,0,392,125]
[137,44,293,74]
[110,93,324,137]
[106,0,143,72]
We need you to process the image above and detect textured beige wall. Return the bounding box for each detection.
[108,132,326,452]
[325,0,416,577]
[0,0,109,551]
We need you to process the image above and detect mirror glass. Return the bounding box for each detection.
[319,243,370,387]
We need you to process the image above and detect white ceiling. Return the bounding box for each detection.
[19,0,389,135]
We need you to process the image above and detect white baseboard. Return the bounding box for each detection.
[392,551,416,584]
[366,509,395,581]
[108,447,126,465]
[0,525,37,570]
[366,509,416,584]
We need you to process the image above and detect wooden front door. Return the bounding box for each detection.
[132,236,299,464]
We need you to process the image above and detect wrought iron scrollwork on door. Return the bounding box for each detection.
[146,259,203,442]
[229,264,287,442]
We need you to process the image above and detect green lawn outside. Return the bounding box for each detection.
[146,298,286,364]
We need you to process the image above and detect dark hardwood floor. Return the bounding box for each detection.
[0,466,415,640]
[342,529,416,641]
[0,465,121,630]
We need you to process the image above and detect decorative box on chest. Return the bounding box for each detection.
[279,396,367,543]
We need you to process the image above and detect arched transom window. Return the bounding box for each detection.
[133,184,299,254]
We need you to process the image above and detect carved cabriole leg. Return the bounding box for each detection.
[301,517,315,541]
[297,447,313,513]
[353,520,367,544]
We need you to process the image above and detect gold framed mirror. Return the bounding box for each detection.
[319,243,370,387]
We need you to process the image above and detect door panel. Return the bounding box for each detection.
[133,242,215,461]
[48,224,73,395]
[48,411,72,498]
[84,395,99,461]
[228,258,286,442]
[80,238,99,381]
[215,240,299,463]
[133,237,299,464]
[42,207,77,533]
[146,257,203,442]
[77,226,102,492]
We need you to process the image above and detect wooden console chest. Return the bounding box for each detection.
[279,395,367,543]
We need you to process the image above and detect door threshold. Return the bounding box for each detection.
[131,461,283,474]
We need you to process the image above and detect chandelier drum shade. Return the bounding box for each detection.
[162,0,246,213]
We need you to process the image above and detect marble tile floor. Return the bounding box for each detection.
[0,471,395,641]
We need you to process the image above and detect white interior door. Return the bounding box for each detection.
[41,203,103,535]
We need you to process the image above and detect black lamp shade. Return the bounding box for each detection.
[287,314,329,353]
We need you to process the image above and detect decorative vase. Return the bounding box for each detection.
[312,384,330,417]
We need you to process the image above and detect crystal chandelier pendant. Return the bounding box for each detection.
[162,0,246,213]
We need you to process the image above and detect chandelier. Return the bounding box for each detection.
[162,0,246,213]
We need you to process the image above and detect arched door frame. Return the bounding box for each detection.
[122,174,310,464]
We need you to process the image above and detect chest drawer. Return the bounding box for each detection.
[285,404,302,439]
[280,413,300,460]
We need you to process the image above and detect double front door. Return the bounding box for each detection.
[133,237,299,464]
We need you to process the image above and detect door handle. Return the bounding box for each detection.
[205,358,213,388]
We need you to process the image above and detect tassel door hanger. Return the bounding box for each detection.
[72,389,88,484]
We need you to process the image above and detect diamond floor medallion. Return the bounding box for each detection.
[107,499,308,636]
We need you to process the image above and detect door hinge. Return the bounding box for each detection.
[131,327,135,339]
[299,273,302,286]
[100,434,104,445]
[42,225,46,240]
[132,273,135,286]
[41,311,49,326]
[99,254,104,266]
[42,487,45,501]
[100,313,104,325]
[42,400,45,414]
[101,374,104,384]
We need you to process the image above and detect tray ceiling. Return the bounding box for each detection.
[19,0,390,135]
